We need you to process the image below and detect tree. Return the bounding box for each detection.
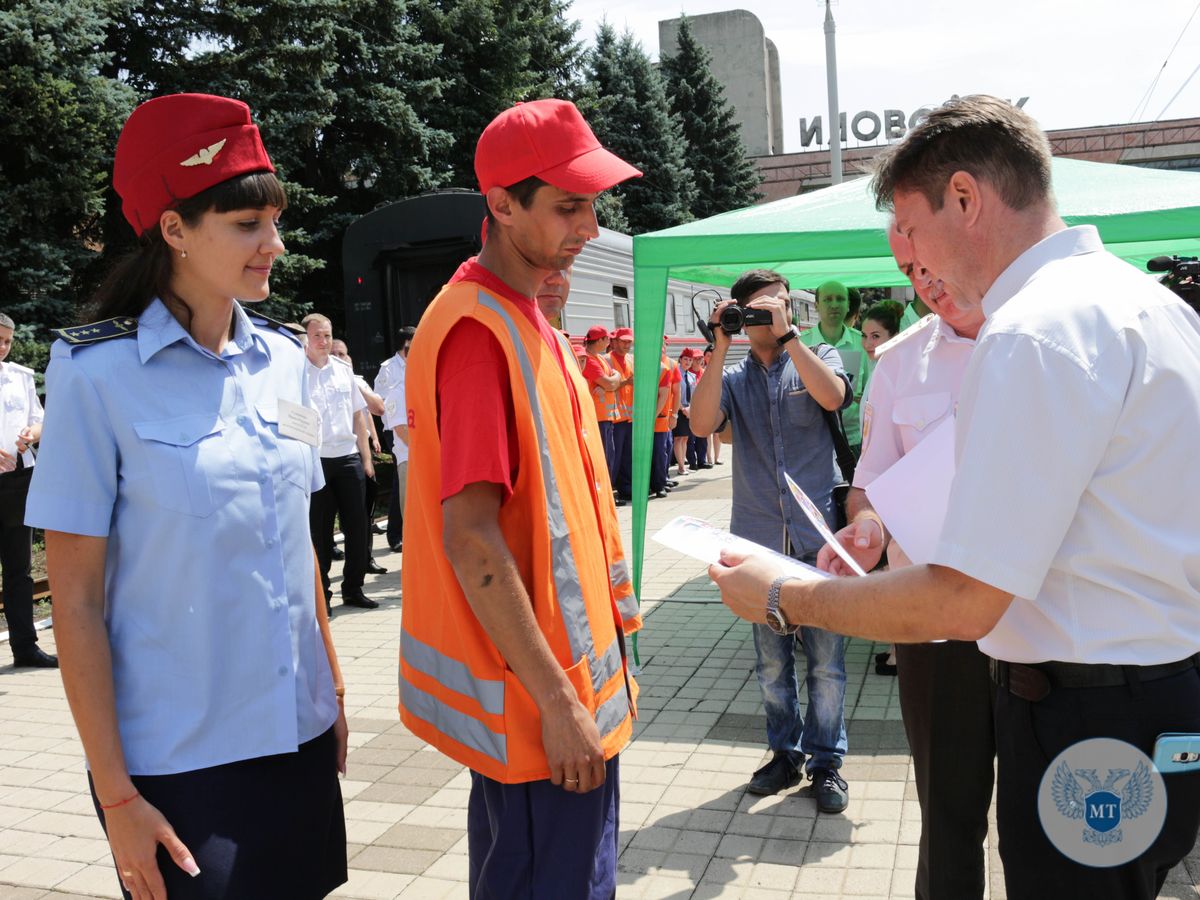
[581,24,694,235]
[0,1,135,333]
[660,14,761,219]
[407,0,584,189]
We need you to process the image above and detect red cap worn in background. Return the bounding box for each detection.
[585,325,610,341]
[114,93,275,235]
[475,99,642,195]
[611,327,634,341]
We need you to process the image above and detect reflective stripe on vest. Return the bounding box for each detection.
[400,670,507,765]
[478,294,629,726]
[402,630,503,716]
[609,559,639,624]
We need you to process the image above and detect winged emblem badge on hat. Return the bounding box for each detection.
[181,139,228,167]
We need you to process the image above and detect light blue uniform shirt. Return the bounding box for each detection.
[26,299,337,776]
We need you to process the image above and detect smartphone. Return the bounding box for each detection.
[1153,733,1200,774]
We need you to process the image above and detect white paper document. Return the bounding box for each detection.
[864,416,956,565]
[652,516,830,582]
[783,473,867,577]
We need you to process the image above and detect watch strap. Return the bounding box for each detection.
[768,575,797,634]
[776,327,798,347]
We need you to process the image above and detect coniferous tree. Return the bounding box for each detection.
[582,24,694,235]
[660,14,761,219]
[0,0,136,334]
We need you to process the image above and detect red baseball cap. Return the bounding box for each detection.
[475,99,642,194]
[585,325,610,341]
[114,93,275,235]
[611,327,634,341]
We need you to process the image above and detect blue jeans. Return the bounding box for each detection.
[753,622,848,771]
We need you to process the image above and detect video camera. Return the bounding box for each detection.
[717,304,774,334]
[1147,255,1200,312]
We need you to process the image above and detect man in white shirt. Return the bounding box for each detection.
[0,314,53,668]
[304,314,377,611]
[374,326,413,553]
[709,95,1200,899]
[827,226,990,900]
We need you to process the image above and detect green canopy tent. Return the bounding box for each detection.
[625,156,1200,654]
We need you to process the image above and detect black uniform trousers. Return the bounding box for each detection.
[895,640,995,900]
[310,453,367,599]
[994,660,1200,899]
[0,465,37,657]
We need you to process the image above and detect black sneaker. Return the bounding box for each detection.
[809,767,849,813]
[747,751,802,796]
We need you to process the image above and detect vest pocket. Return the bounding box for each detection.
[132,414,232,517]
[562,654,598,714]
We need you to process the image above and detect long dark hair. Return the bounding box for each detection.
[90,172,287,322]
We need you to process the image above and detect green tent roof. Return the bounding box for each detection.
[623,157,1200,661]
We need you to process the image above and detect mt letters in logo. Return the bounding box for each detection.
[1037,738,1167,867]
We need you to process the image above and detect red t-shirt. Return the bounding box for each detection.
[436,258,581,502]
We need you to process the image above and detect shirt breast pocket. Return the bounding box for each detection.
[132,414,233,517]
[892,392,952,446]
[256,403,313,491]
[784,383,819,426]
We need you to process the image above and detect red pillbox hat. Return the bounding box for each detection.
[475,99,641,194]
[114,93,275,235]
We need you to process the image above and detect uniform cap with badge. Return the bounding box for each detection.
[113,93,275,235]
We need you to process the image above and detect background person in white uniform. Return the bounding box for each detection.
[709,94,1200,900]
[0,313,52,668]
[374,326,413,554]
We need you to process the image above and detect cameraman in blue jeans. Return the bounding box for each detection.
[689,268,853,813]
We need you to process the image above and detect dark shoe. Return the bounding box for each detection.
[874,651,890,665]
[12,647,58,669]
[747,751,802,796]
[700,462,714,469]
[366,560,388,575]
[371,523,387,534]
[342,591,379,609]
[875,660,898,676]
[388,542,403,554]
[614,497,627,507]
[650,490,668,500]
[326,603,333,618]
[331,546,345,561]
[809,767,849,813]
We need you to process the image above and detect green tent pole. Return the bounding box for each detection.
[629,262,669,668]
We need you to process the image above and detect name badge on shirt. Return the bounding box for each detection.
[278,399,321,447]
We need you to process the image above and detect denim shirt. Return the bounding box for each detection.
[720,344,851,558]
[26,299,335,775]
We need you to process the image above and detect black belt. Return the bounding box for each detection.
[989,654,1200,702]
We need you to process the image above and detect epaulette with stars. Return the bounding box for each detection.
[52,317,139,345]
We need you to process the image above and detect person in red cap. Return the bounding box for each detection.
[26,94,348,899]
[672,348,699,476]
[607,326,635,499]
[534,263,573,333]
[580,324,620,486]
[399,99,641,900]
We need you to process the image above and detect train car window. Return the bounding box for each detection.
[613,285,631,328]
[665,293,677,333]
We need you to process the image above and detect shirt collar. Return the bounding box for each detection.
[137,298,267,364]
[923,316,977,354]
[981,225,1103,319]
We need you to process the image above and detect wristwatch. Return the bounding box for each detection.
[765,575,798,636]
[776,327,798,347]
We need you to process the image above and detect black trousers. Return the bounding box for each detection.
[650,431,670,492]
[362,471,378,559]
[310,454,367,598]
[0,467,36,657]
[895,640,995,900]
[386,463,403,548]
[995,661,1200,899]
[686,433,707,467]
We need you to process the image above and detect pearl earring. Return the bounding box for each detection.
[181,250,188,259]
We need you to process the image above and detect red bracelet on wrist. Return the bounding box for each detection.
[100,790,140,811]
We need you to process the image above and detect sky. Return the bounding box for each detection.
[564,0,1200,154]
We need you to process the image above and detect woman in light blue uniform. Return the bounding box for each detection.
[26,94,348,900]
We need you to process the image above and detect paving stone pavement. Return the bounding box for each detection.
[2,449,1198,899]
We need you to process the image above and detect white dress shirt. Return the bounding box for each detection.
[932,226,1200,665]
[853,314,975,568]
[0,361,43,468]
[374,353,407,465]
[305,355,366,458]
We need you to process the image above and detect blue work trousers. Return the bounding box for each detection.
[612,421,632,497]
[468,758,619,900]
[753,623,848,771]
[650,431,670,493]
[597,421,615,484]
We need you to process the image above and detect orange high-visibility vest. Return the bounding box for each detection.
[586,352,619,424]
[400,281,639,784]
[609,351,633,422]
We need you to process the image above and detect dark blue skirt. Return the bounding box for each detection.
[91,726,347,899]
